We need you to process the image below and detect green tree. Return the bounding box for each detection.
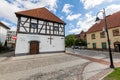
[75,38,82,46]
[65,34,76,47]
[75,38,87,46]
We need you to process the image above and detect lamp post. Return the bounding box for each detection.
[95,8,115,68]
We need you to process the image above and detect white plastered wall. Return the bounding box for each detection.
[15,33,65,55]
[0,26,8,46]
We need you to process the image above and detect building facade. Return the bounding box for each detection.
[0,22,10,46]
[7,31,16,48]
[15,7,66,55]
[87,11,120,52]
[75,30,86,41]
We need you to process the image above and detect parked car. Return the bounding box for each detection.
[72,46,87,49]
[71,46,79,49]
[79,46,87,49]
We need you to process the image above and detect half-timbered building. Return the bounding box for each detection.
[15,7,66,55]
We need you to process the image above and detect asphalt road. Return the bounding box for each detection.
[66,48,120,60]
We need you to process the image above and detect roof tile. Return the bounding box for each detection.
[87,11,120,34]
[15,7,65,24]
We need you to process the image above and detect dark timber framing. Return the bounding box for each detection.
[16,15,65,36]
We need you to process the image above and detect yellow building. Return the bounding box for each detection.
[87,11,120,52]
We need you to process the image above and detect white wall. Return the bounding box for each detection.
[0,26,8,46]
[15,33,65,55]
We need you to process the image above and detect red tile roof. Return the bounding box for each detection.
[87,11,120,34]
[0,22,10,29]
[15,7,65,24]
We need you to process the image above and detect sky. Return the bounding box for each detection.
[0,0,120,36]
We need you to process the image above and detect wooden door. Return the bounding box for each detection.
[30,41,39,54]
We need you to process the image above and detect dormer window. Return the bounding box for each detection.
[31,23,37,29]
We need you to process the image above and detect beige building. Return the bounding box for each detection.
[87,11,120,52]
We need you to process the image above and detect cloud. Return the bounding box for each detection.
[46,0,58,12]
[69,12,95,34]
[108,0,114,2]
[62,4,81,21]
[1,20,17,31]
[77,16,95,31]
[95,4,120,19]
[69,4,120,33]
[62,4,73,14]
[80,0,105,9]
[10,26,17,31]
[0,0,22,23]
[60,16,64,20]
[69,4,120,34]
[12,0,58,12]
[105,4,120,15]
[69,28,82,34]
[66,13,81,21]
[0,0,58,28]
[69,23,75,30]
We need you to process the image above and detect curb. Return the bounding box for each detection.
[99,69,113,80]
[88,68,113,80]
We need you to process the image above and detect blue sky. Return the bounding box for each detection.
[0,0,120,35]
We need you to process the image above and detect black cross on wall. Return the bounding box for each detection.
[48,36,53,44]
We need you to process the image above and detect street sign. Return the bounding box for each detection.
[12,36,17,40]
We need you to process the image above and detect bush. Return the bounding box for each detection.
[75,38,87,46]
[0,41,10,53]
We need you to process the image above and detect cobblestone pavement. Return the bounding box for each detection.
[21,62,90,80]
[0,53,85,74]
[0,53,90,80]
[0,49,117,80]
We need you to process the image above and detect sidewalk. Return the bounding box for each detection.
[0,51,116,80]
[66,48,120,67]
[65,53,112,80]
[0,51,14,57]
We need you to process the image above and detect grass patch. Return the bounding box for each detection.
[103,68,120,80]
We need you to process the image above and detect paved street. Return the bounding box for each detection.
[66,48,120,63]
[0,53,90,80]
[0,49,119,80]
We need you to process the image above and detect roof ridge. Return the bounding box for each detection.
[15,7,65,24]
[15,7,45,13]
[87,10,120,34]
[0,21,10,29]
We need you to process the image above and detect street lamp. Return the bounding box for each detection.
[95,8,115,68]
